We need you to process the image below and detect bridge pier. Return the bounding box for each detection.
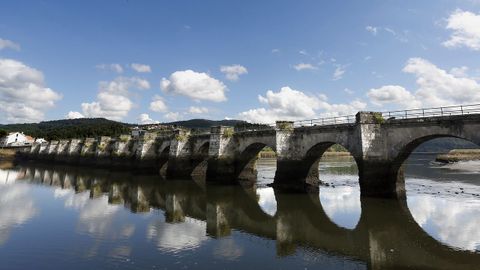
[205,126,241,184]
[165,194,186,223]
[166,157,200,179]
[358,161,406,199]
[206,202,231,238]
[166,129,211,180]
[206,157,236,183]
[166,129,195,179]
[272,121,321,192]
[273,160,319,192]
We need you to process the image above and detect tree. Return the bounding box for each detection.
[0,129,7,137]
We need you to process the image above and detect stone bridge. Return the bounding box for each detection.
[21,108,480,198]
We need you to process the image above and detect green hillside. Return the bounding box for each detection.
[0,118,130,140]
[0,118,247,140]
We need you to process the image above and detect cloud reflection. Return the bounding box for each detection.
[57,189,136,240]
[319,185,361,229]
[146,217,208,253]
[408,192,480,251]
[0,169,37,245]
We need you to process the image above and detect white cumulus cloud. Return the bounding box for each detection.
[220,64,248,81]
[66,111,85,119]
[0,38,20,51]
[368,58,480,108]
[161,70,227,102]
[81,77,150,121]
[131,63,151,73]
[367,85,422,108]
[149,95,168,113]
[443,9,480,50]
[239,86,366,124]
[138,113,159,124]
[404,58,480,106]
[0,58,62,123]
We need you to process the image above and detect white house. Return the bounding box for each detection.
[35,138,47,144]
[0,132,34,147]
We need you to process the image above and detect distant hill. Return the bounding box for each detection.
[0,118,130,140]
[414,138,478,153]
[0,118,247,140]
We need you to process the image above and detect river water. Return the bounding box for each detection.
[0,154,479,269]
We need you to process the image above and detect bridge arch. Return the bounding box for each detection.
[236,142,277,182]
[386,131,480,195]
[302,141,361,185]
[304,141,362,229]
[194,141,210,156]
[274,136,361,193]
[391,134,476,174]
[157,143,171,177]
[191,141,210,179]
[387,121,480,169]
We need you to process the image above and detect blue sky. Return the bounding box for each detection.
[1,0,480,124]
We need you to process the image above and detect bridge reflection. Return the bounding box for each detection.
[12,164,480,269]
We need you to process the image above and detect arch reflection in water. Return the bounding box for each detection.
[402,137,480,252]
[2,163,480,269]
[255,158,278,216]
[407,180,480,252]
[317,146,361,230]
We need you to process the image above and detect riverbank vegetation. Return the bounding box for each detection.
[436,149,480,163]
[258,144,352,159]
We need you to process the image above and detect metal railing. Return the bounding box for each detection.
[293,104,480,127]
[294,115,356,127]
[382,104,480,120]
[190,129,211,136]
[381,104,480,120]
[234,123,276,133]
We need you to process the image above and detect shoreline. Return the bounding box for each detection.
[0,148,16,162]
[258,151,352,159]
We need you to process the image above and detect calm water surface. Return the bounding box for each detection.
[0,154,479,269]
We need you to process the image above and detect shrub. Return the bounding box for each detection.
[277,122,294,131]
[222,128,234,138]
[372,112,385,124]
[175,133,188,142]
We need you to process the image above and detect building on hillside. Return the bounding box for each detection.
[0,132,35,147]
[34,138,47,144]
[131,127,146,138]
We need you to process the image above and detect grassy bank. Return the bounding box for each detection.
[0,148,16,161]
[436,149,480,163]
[257,148,352,159]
